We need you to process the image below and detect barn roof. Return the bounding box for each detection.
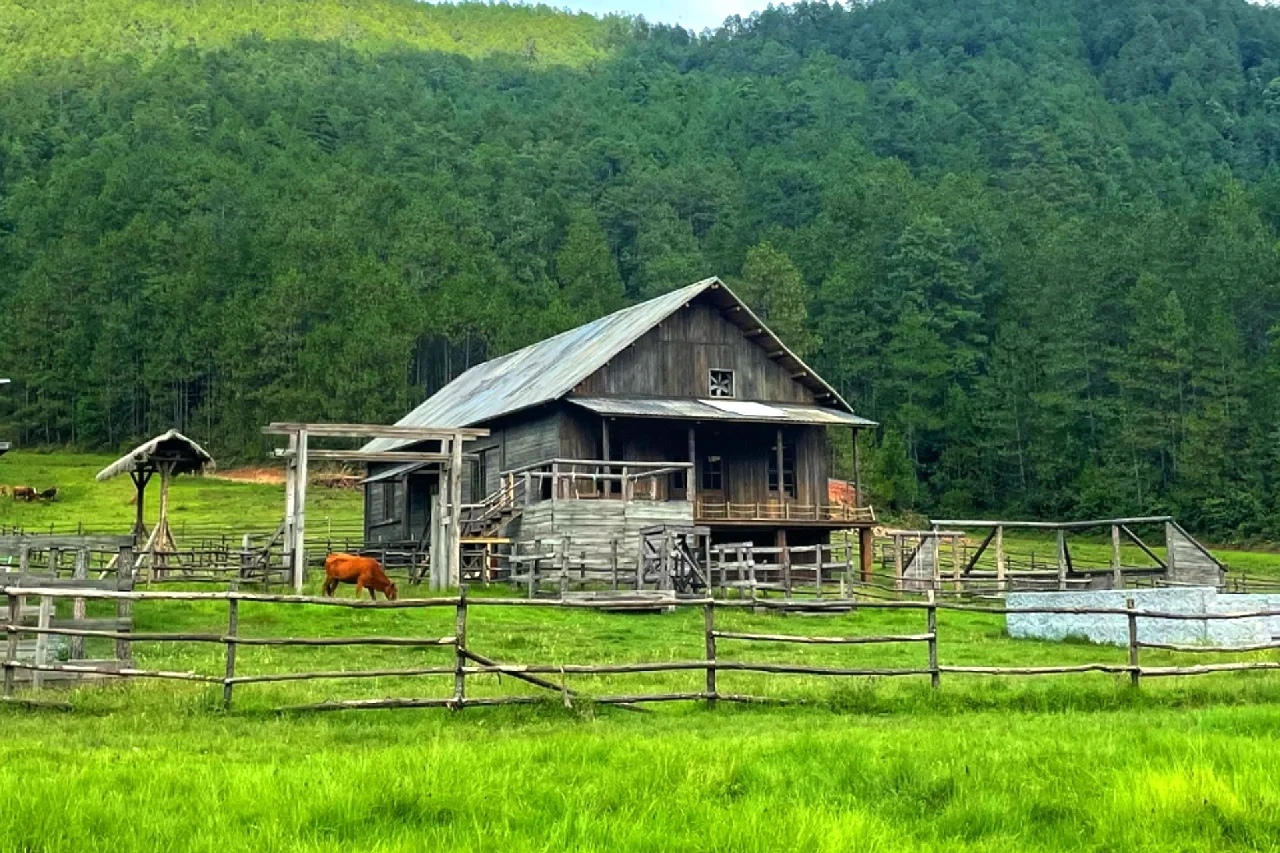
[366,277,854,452]
[96,430,215,482]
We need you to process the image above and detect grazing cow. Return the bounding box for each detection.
[322,553,398,601]
[0,486,8,497]
[36,487,57,501]
[11,486,35,502]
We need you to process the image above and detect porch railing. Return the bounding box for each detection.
[697,501,876,524]
[499,459,695,504]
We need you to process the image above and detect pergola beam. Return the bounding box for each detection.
[263,423,489,440]
[272,450,474,464]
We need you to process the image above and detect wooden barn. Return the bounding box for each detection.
[361,277,876,567]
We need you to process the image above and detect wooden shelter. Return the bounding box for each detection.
[96,430,214,572]
[365,277,879,580]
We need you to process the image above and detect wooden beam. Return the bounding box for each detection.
[447,436,464,587]
[1120,525,1168,570]
[263,423,489,440]
[273,449,463,464]
[293,428,308,593]
[963,527,998,576]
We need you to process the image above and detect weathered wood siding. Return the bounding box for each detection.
[513,500,694,571]
[1166,522,1224,587]
[574,301,815,403]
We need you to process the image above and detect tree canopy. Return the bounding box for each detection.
[5,0,1280,540]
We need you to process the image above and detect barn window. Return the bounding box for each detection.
[767,437,796,498]
[702,455,724,490]
[708,369,735,398]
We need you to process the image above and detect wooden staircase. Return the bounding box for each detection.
[461,477,527,539]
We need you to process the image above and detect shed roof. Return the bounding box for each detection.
[568,397,877,427]
[96,430,215,482]
[367,277,855,451]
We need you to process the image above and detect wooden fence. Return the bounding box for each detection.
[5,587,1280,712]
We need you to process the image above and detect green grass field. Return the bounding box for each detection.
[6,450,1280,851]
[0,449,363,535]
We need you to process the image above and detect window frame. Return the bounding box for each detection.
[701,454,724,491]
[767,436,797,499]
[708,368,736,399]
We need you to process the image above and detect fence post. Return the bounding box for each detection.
[453,588,468,710]
[559,537,570,599]
[611,539,619,591]
[927,590,940,689]
[1126,597,1140,688]
[3,593,19,698]
[782,546,792,600]
[704,601,717,706]
[71,548,88,661]
[223,597,239,711]
[116,546,134,665]
[815,549,823,599]
[32,595,52,691]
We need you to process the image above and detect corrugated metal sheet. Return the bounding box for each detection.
[566,397,878,427]
[366,277,865,451]
[367,279,715,451]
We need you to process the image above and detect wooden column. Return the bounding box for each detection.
[1111,525,1123,589]
[447,433,464,587]
[1056,529,1067,591]
[852,427,862,509]
[775,428,785,502]
[688,425,697,498]
[129,469,152,539]
[292,428,309,593]
[893,533,904,591]
[282,432,298,580]
[858,527,873,583]
[602,418,612,498]
[995,525,1007,588]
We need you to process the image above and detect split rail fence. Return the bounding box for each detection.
[6,588,1280,711]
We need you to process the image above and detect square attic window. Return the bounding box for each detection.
[709,369,735,399]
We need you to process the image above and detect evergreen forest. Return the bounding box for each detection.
[5,0,1280,539]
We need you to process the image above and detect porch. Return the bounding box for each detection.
[488,458,874,528]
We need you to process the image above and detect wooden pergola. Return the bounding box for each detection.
[263,423,488,593]
[96,430,215,571]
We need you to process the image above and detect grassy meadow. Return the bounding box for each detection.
[5,450,1280,850]
[0,449,363,534]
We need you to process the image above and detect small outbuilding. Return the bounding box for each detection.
[97,430,215,569]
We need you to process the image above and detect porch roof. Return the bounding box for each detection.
[567,396,877,427]
[361,461,428,485]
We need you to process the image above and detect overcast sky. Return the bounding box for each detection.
[559,1,778,30]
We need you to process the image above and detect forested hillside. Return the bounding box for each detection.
[5,0,1280,539]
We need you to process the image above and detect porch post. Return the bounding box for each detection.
[775,428,785,501]
[852,427,862,510]
[688,425,697,506]
[602,417,612,498]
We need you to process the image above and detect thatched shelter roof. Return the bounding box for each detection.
[96,430,215,482]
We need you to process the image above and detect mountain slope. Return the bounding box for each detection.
[3,0,1280,538]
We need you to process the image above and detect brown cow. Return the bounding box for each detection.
[322,553,398,601]
[11,486,35,502]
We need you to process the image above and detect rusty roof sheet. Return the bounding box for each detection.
[567,397,877,427]
[366,277,860,451]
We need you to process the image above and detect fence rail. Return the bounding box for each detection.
[5,587,1280,712]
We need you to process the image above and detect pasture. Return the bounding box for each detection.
[5,592,1280,851]
[5,450,1280,851]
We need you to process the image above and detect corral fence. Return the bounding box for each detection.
[5,587,1280,712]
